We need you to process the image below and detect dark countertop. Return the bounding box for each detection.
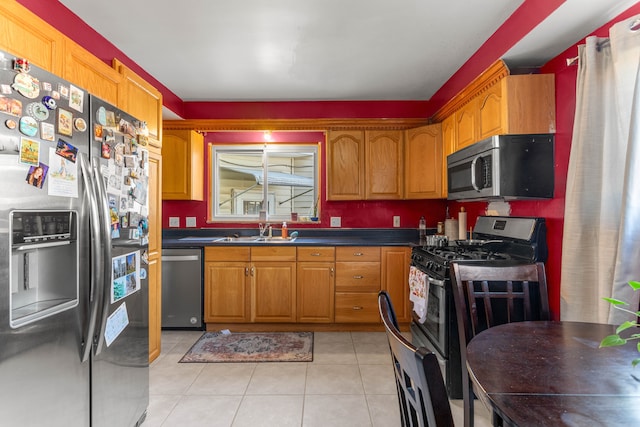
[162,227,426,248]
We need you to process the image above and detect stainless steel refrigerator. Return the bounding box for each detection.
[0,50,149,426]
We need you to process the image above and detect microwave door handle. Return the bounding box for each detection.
[470,155,481,191]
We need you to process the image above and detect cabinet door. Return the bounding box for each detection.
[204,262,250,323]
[147,147,162,362]
[114,59,163,143]
[326,130,365,200]
[455,99,478,150]
[297,262,335,323]
[252,262,296,322]
[63,39,122,106]
[365,130,404,199]
[382,247,411,324]
[162,129,204,200]
[404,124,443,199]
[441,114,456,198]
[147,256,161,362]
[0,1,64,75]
[478,82,504,140]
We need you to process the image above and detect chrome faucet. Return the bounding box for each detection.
[258,223,272,238]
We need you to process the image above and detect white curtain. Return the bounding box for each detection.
[561,15,640,324]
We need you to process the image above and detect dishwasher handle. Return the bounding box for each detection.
[162,255,200,262]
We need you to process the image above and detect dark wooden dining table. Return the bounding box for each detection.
[466,321,640,426]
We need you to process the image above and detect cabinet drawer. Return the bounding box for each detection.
[335,292,380,323]
[336,246,380,262]
[335,262,380,292]
[205,246,250,262]
[297,246,335,262]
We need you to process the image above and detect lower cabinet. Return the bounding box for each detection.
[204,247,251,323]
[297,247,335,323]
[381,247,412,323]
[335,247,382,323]
[204,244,411,327]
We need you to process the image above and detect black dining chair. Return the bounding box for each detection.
[450,261,550,427]
[378,290,455,427]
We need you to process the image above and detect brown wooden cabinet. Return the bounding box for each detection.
[441,115,456,198]
[404,124,443,199]
[326,130,365,200]
[335,246,381,323]
[204,246,296,323]
[365,130,404,199]
[297,247,335,323]
[251,247,297,322]
[0,1,64,75]
[113,59,163,144]
[381,247,411,323]
[147,147,162,362]
[162,129,204,200]
[455,98,479,150]
[477,74,555,140]
[63,39,122,106]
[204,247,251,323]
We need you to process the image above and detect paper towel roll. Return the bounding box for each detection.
[458,210,467,240]
[444,218,458,242]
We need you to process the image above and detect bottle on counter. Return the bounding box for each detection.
[419,216,427,243]
[281,221,288,238]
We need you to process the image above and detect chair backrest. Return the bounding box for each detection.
[450,261,550,346]
[378,291,454,427]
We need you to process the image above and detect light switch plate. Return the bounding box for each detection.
[393,216,400,227]
[186,217,196,227]
[169,217,180,227]
[330,217,341,227]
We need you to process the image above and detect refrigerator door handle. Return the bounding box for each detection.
[79,153,103,363]
[91,156,113,357]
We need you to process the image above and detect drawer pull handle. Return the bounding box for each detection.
[352,306,363,310]
[353,252,364,256]
[311,253,321,256]
[353,275,364,279]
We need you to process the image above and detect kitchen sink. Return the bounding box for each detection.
[211,236,262,242]
[254,236,297,243]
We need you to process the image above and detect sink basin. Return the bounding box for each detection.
[211,236,262,242]
[255,236,297,243]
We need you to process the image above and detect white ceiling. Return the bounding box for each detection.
[58,0,637,115]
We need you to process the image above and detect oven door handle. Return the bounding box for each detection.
[427,276,446,287]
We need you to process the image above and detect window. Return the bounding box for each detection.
[210,144,319,222]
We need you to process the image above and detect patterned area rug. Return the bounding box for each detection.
[179,331,314,363]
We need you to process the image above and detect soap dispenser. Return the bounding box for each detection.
[281,222,288,238]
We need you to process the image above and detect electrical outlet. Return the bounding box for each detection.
[169,217,180,227]
[393,216,400,227]
[330,217,341,227]
[186,217,196,227]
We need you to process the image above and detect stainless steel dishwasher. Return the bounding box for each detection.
[161,248,203,329]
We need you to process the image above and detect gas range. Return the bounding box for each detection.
[411,216,547,280]
[411,246,514,280]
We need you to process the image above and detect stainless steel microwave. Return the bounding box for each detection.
[447,134,554,201]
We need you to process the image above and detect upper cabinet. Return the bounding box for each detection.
[365,130,404,200]
[0,1,64,75]
[63,39,122,106]
[478,74,555,141]
[162,129,204,200]
[404,124,442,199]
[113,59,163,145]
[434,60,556,152]
[326,130,366,200]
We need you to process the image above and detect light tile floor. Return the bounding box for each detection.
[145,330,492,427]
